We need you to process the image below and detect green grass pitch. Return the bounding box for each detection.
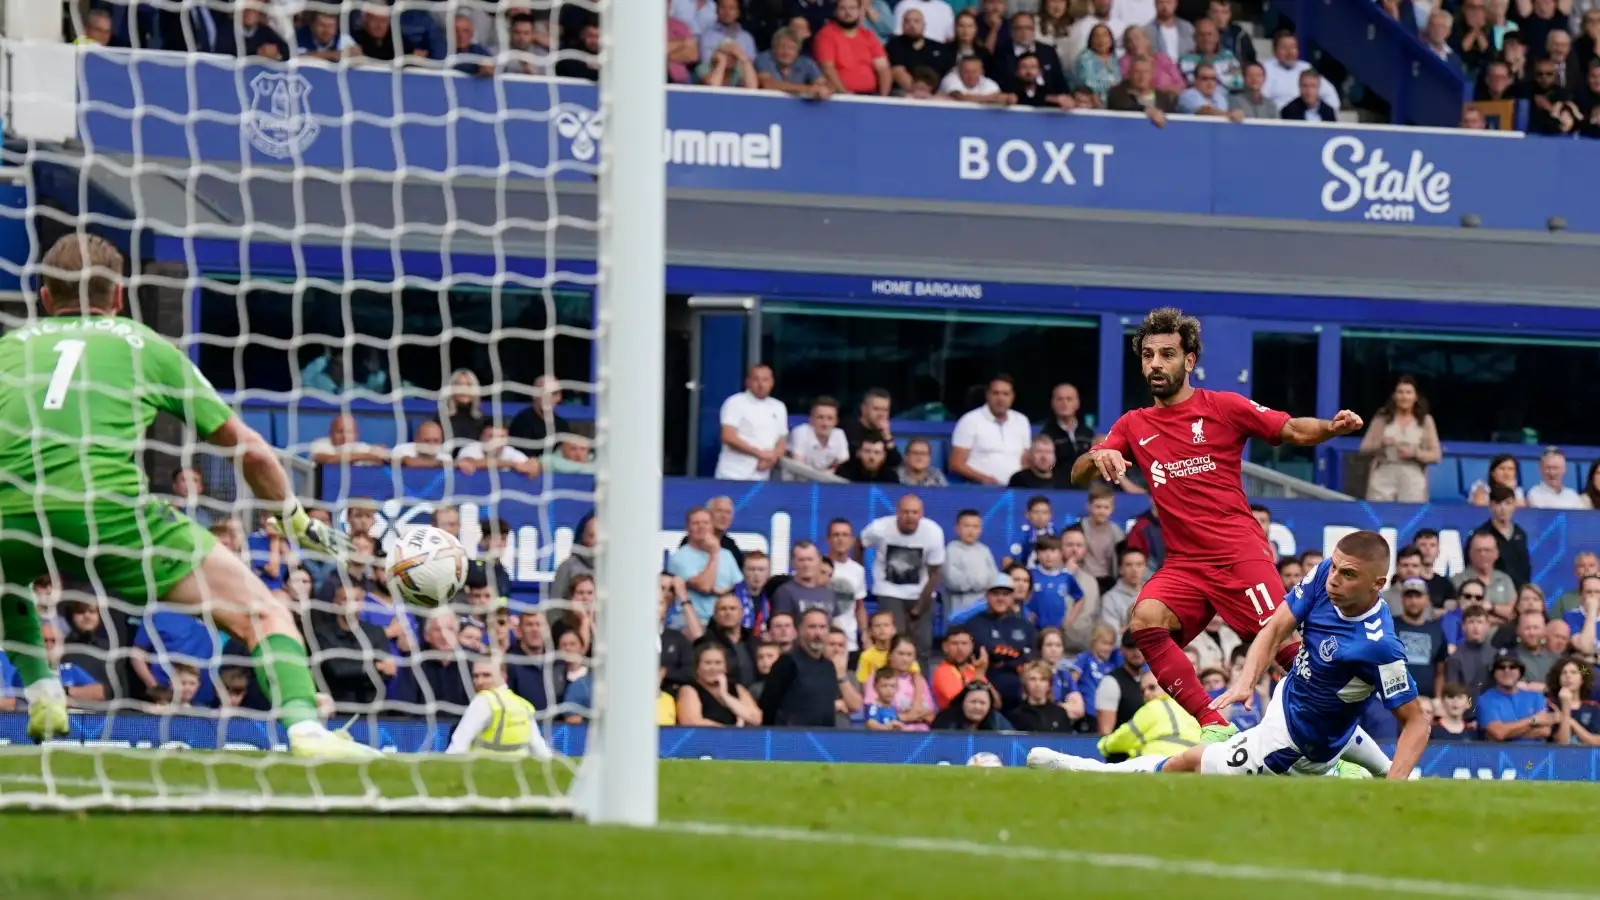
[0,750,1594,900]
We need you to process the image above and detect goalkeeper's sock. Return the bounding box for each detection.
[252,633,321,727]
[1,594,53,688]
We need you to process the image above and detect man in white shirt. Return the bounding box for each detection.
[715,364,789,481]
[939,55,1008,101]
[895,0,955,41]
[949,375,1032,485]
[458,424,539,477]
[789,396,850,474]
[1261,32,1339,112]
[308,414,389,466]
[860,494,945,664]
[825,518,869,649]
[1528,448,1587,509]
[390,419,452,468]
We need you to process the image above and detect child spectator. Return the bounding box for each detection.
[1071,624,1122,720]
[735,550,771,630]
[1026,535,1082,632]
[855,610,915,684]
[750,641,783,702]
[930,625,986,709]
[865,667,905,731]
[875,635,934,730]
[1431,682,1474,741]
[1078,485,1124,593]
[1036,628,1080,705]
[219,668,251,710]
[1008,660,1075,732]
[944,509,999,627]
[1221,646,1264,730]
[1005,495,1056,568]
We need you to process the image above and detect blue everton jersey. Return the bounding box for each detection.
[1282,561,1419,762]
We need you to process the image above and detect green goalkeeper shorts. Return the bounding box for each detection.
[0,500,216,602]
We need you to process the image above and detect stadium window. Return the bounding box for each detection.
[196,279,593,403]
[759,303,1098,424]
[1340,330,1600,444]
[1249,332,1318,475]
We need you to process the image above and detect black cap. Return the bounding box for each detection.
[1493,654,1525,672]
[1121,630,1140,650]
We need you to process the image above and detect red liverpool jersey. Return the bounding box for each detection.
[1094,388,1290,564]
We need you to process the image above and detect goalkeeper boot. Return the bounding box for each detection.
[288,722,384,761]
[24,680,70,744]
[1199,722,1240,743]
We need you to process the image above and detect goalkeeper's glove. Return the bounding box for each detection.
[270,501,353,561]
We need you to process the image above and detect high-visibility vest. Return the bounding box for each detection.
[475,685,536,754]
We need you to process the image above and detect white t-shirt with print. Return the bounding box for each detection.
[860,516,947,601]
[715,391,789,481]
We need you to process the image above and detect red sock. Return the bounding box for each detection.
[1274,641,1303,671]
[1132,627,1228,728]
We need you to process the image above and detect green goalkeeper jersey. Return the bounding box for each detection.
[0,316,234,513]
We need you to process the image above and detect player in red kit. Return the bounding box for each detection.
[1072,307,1364,743]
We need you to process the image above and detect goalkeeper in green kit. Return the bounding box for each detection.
[0,234,378,759]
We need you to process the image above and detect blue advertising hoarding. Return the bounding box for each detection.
[76,52,1600,234]
[0,713,1586,781]
[324,470,1596,597]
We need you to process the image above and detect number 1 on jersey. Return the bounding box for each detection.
[1245,582,1275,617]
[42,339,86,410]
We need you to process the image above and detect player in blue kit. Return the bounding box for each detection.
[1028,531,1431,780]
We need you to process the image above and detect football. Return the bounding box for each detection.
[387,526,470,607]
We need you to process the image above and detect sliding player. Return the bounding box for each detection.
[1071,307,1363,743]
[0,234,375,759]
[1027,531,1431,779]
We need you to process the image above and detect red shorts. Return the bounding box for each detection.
[1134,558,1287,645]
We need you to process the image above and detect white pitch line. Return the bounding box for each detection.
[662,820,1599,900]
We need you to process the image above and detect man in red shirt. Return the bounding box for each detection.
[1072,307,1363,742]
[813,0,891,96]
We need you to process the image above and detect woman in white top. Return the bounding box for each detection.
[1467,453,1528,507]
[1358,375,1442,503]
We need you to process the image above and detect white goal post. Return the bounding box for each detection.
[0,1,663,823]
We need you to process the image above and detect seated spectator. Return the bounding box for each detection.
[1037,628,1088,721]
[950,375,1031,485]
[1575,63,1600,136]
[437,369,485,454]
[968,573,1037,710]
[76,8,114,47]
[1453,532,1517,618]
[1210,0,1258,65]
[457,424,541,477]
[788,397,849,474]
[309,414,389,466]
[1120,27,1185,94]
[1187,615,1240,673]
[1453,0,1496,77]
[896,0,956,41]
[297,10,360,61]
[1037,0,1073,45]
[701,593,758,687]
[1444,602,1496,697]
[547,574,597,656]
[1026,535,1083,632]
[715,365,788,482]
[237,4,290,60]
[757,27,832,96]
[864,667,907,730]
[554,23,601,80]
[35,620,103,703]
[1012,52,1075,107]
[502,13,552,77]
[1478,486,1532,588]
[1261,32,1339,111]
[998,13,1069,92]
[759,608,862,726]
[699,0,756,65]
[1230,60,1278,118]
[1009,660,1074,732]
[939,53,1012,102]
[768,541,838,625]
[507,375,568,456]
[1510,612,1559,689]
[1528,57,1580,134]
[1280,69,1337,121]
[888,9,954,93]
[764,611,798,654]
[1176,63,1238,118]
[1550,658,1600,744]
[1475,60,1524,104]
[1490,584,1545,649]
[930,625,986,709]
[1142,0,1194,61]
[949,9,990,65]
[131,608,217,707]
[60,598,114,693]
[311,584,394,708]
[667,506,743,624]
[1179,19,1243,90]
[1099,547,1147,634]
[156,3,237,55]
[676,642,762,727]
[389,420,451,468]
[1431,682,1474,741]
[1477,656,1552,741]
[1527,447,1586,509]
[652,577,695,693]
[749,640,782,701]
[1107,55,1178,123]
[448,14,493,76]
[1394,580,1448,698]
[351,6,407,63]
[1094,632,1147,734]
[842,388,902,468]
[814,0,891,95]
[895,438,948,487]
[931,680,1013,730]
[870,635,935,729]
[550,513,595,610]
[1009,434,1069,488]
[734,549,769,629]
[1419,10,1467,75]
[554,629,592,724]
[835,432,900,483]
[699,38,759,86]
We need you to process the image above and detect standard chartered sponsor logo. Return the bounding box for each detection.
[1320,135,1451,223]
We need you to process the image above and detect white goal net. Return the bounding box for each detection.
[0,0,663,822]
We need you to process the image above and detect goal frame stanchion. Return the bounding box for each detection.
[574,3,666,827]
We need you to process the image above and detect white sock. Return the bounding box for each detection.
[24,678,65,705]
[1339,727,1392,776]
[287,720,328,739]
[1103,755,1167,773]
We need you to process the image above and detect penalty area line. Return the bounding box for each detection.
[661,820,1594,900]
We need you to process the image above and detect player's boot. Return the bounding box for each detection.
[1331,760,1372,780]
[1026,748,1103,772]
[24,680,70,743]
[1199,723,1239,743]
[288,722,384,761]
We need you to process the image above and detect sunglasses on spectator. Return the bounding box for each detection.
[1460,591,1486,600]
[1494,661,1521,670]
